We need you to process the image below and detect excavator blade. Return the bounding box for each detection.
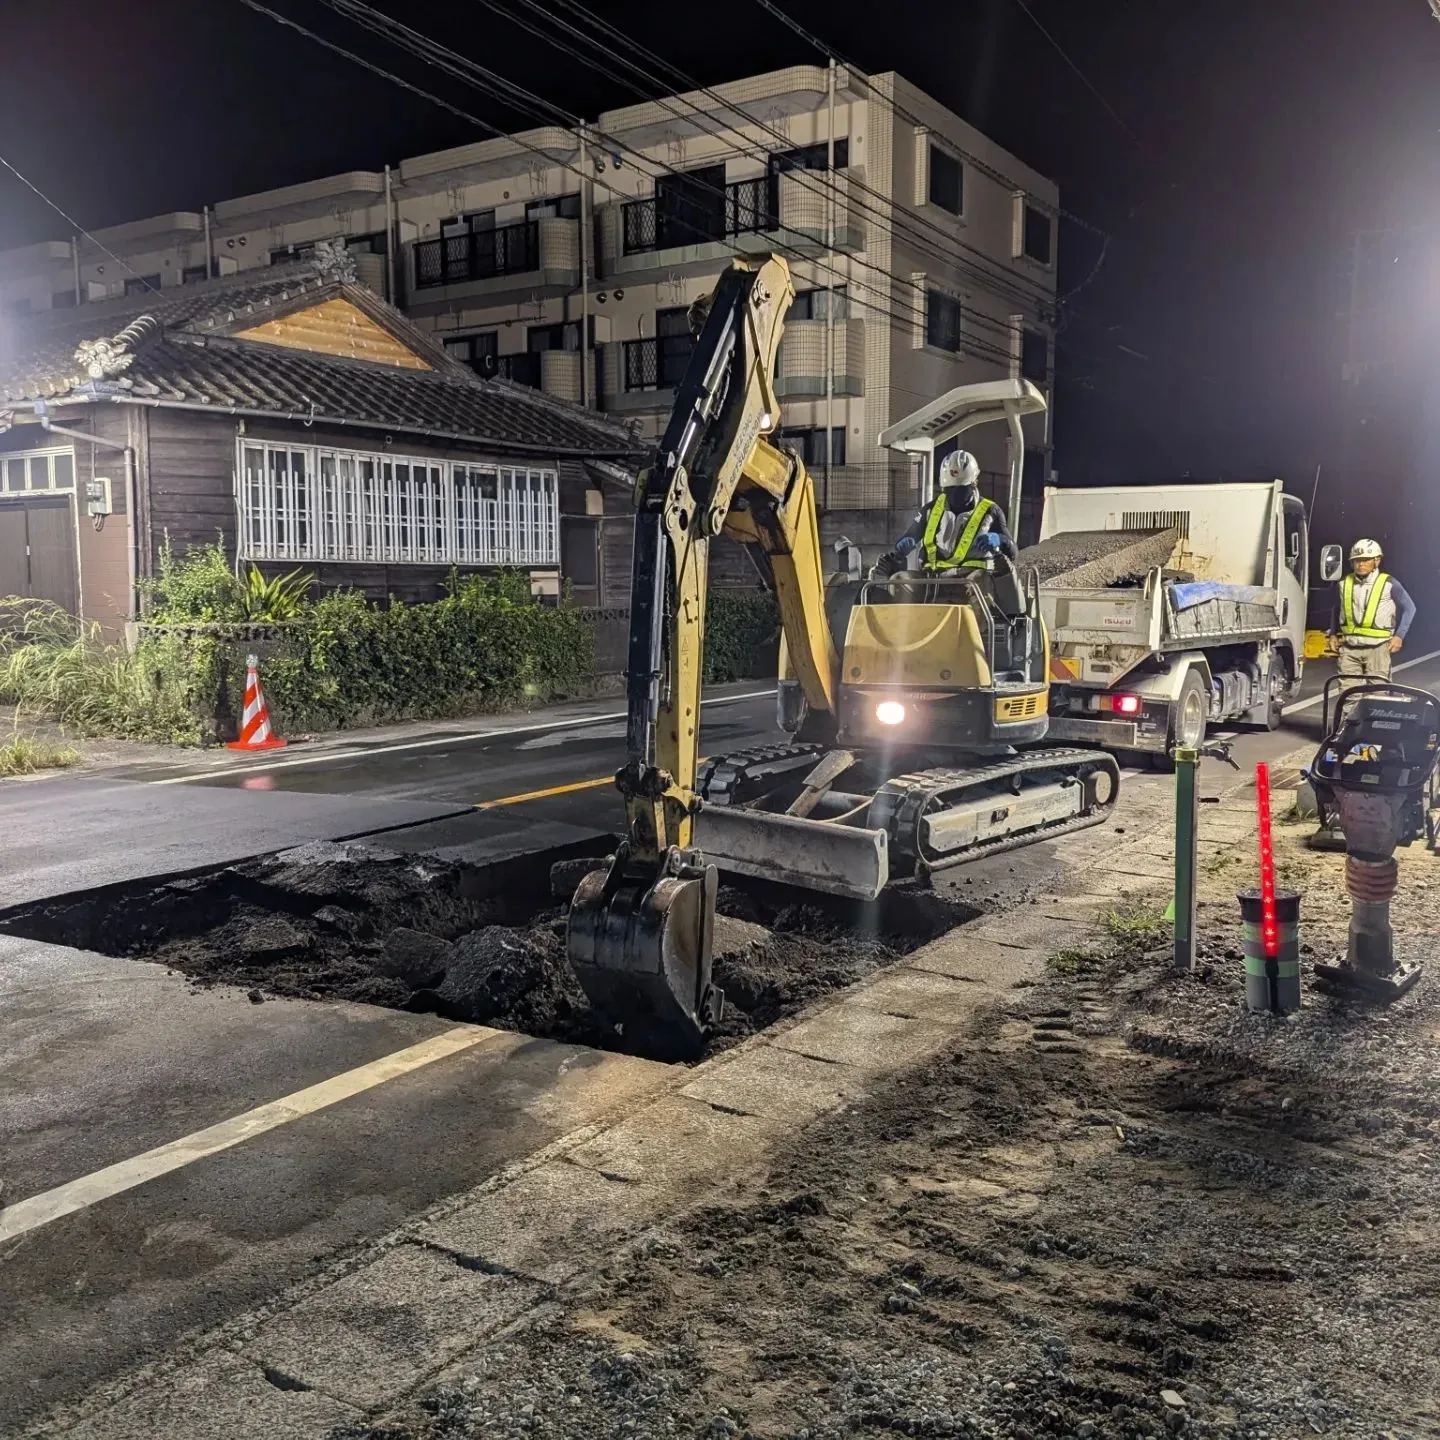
[566,852,721,1061]
[694,806,890,901]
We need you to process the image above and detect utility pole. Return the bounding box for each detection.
[824,58,836,498]
[579,122,591,410]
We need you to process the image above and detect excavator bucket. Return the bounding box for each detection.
[566,848,721,1061]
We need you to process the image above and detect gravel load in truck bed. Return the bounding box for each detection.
[1018,525,1182,588]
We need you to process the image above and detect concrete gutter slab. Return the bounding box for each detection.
[415,1159,672,1286]
[59,1353,363,1440]
[242,1244,544,1409]
[771,1005,957,1071]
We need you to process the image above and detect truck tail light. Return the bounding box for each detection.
[1098,693,1143,716]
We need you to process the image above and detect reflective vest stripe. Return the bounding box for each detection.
[1340,572,1392,639]
[922,494,994,570]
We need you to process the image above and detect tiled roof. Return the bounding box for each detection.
[0,256,640,459]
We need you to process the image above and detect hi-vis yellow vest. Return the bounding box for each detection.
[922,494,994,571]
[1339,571,1392,640]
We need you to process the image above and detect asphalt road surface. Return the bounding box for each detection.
[5,655,1440,1432]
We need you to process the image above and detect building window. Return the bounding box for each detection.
[51,290,77,309]
[654,165,728,249]
[524,193,582,220]
[3,297,32,316]
[1,448,75,493]
[1020,202,1053,265]
[123,275,161,296]
[792,286,849,321]
[442,210,495,237]
[238,441,559,567]
[925,290,962,353]
[444,332,499,376]
[528,321,587,354]
[181,263,214,284]
[928,147,963,216]
[623,309,694,393]
[270,243,315,265]
[1020,328,1048,383]
[776,427,846,469]
[769,140,850,175]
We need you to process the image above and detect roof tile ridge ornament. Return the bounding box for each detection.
[312,238,358,285]
[73,313,160,381]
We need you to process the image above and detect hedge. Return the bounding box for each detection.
[0,557,781,745]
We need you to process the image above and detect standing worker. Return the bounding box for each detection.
[871,450,1017,579]
[1328,538,1415,683]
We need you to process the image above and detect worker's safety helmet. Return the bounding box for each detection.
[1350,538,1383,561]
[939,450,980,493]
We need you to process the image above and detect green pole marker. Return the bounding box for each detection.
[1173,745,1199,971]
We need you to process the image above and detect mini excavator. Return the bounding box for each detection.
[568,256,1119,1058]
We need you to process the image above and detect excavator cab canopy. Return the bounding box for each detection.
[879,378,1047,510]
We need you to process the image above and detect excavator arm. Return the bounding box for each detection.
[567,256,839,1057]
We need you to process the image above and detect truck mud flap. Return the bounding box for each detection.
[694,805,890,901]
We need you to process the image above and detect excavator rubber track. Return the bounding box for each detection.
[871,747,1121,881]
[693,743,1120,897]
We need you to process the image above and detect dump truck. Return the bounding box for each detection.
[1030,480,1310,760]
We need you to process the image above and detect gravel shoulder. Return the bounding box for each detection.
[360,787,1440,1440]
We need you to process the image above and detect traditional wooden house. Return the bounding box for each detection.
[0,243,642,633]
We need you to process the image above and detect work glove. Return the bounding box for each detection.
[871,552,902,579]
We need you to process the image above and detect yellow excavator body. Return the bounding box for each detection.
[567,257,1118,1059]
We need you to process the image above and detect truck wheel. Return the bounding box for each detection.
[1150,670,1208,771]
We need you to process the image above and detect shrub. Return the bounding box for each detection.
[704,591,780,682]
[143,539,312,624]
[0,599,202,743]
[0,732,80,776]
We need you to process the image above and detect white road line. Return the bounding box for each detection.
[148,688,780,786]
[0,1025,498,1244]
[1283,648,1440,715]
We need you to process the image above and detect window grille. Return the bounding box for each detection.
[238,441,558,566]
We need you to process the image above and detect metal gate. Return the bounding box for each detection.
[0,497,79,613]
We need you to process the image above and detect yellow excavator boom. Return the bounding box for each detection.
[566,256,840,1057]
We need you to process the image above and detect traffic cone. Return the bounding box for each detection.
[226,653,287,751]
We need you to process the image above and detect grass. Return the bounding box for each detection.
[0,732,80,777]
[1048,901,1171,976]
[1102,901,1170,946]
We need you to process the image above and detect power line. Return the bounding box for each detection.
[326,0,1049,335]
[501,0,1058,314]
[1007,0,1140,147]
[276,0,1030,365]
[0,151,160,294]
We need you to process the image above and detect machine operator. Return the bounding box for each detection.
[871,450,1017,579]
[1327,537,1415,683]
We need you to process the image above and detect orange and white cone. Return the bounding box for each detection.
[226,653,287,751]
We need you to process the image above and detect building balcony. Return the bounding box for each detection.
[406,216,581,314]
[598,336,695,413]
[536,349,597,406]
[777,318,865,399]
[596,169,866,282]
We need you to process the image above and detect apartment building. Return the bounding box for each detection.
[0,65,1059,570]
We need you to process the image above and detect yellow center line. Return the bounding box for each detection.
[473,758,713,810]
[474,775,614,809]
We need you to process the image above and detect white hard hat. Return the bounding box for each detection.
[939,450,980,489]
[1350,538,1383,560]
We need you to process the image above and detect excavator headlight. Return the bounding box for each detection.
[875,700,907,727]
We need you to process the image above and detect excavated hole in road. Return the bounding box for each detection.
[0,839,978,1061]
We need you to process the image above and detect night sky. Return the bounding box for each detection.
[2,0,1438,492]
